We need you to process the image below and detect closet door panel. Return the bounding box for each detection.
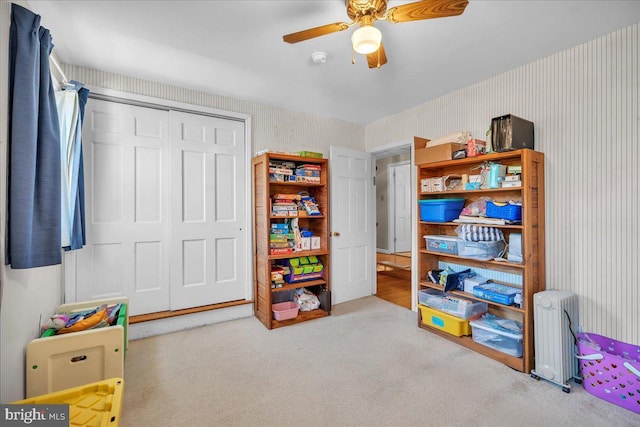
[76,100,170,315]
[169,111,247,310]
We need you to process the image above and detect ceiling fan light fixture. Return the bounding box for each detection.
[351,25,382,55]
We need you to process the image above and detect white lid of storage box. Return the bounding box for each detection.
[469,318,523,340]
[424,235,458,241]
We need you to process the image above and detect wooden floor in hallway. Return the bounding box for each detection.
[376,252,411,310]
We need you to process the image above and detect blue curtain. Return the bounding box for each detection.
[6,4,61,268]
[58,81,88,251]
[69,85,88,250]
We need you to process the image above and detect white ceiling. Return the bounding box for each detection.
[30,0,640,124]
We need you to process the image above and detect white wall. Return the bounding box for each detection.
[63,65,364,157]
[0,0,65,404]
[365,22,640,346]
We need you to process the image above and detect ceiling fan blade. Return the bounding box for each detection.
[366,43,388,69]
[283,22,351,44]
[385,0,468,24]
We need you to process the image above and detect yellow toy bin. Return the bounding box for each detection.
[419,304,472,336]
[12,377,124,427]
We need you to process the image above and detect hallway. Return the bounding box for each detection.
[376,252,411,309]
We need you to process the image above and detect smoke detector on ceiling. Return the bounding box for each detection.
[311,51,328,64]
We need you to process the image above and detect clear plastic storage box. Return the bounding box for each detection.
[470,317,523,357]
[423,235,458,255]
[457,239,505,260]
[418,289,488,319]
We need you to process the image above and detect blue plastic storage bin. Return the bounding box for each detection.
[486,201,522,221]
[419,198,465,222]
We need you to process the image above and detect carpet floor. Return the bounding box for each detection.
[120,296,639,426]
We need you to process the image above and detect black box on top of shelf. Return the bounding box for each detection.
[491,114,534,152]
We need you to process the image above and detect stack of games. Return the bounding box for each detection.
[271,193,299,217]
[295,164,321,183]
[270,223,295,255]
[269,160,296,182]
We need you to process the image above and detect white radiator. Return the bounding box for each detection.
[531,290,579,392]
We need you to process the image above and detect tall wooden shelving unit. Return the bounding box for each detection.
[417,148,545,373]
[252,153,330,329]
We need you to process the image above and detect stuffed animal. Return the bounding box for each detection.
[41,314,69,334]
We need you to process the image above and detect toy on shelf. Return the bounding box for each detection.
[300,195,321,216]
[283,256,324,283]
[271,264,290,289]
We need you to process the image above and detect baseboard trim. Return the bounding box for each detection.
[129,304,253,340]
[130,299,252,324]
[376,248,392,254]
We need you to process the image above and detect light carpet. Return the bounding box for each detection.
[121,296,639,426]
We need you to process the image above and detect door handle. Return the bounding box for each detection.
[331,231,341,237]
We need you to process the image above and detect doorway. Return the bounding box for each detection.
[373,145,413,310]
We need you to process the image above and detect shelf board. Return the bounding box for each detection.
[272,308,329,328]
[418,150,526,169]
[418,250,525,270]
[261,152,326,163]
[419,221,523,229]
[268,181,324,187]
[270,214,325,219]
[418,322,524,372]
[272,279,327,292]
[269,249,330,260]
[419,281,524,313]
[419,187,521,196]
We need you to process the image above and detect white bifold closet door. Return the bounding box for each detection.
[169,111,246,311]
[75,99,246,315]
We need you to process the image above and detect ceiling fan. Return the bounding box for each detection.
[283,0,468,69]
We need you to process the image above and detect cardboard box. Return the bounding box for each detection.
[414,137,465,165]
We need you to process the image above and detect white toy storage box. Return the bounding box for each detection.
[26,297,128,398]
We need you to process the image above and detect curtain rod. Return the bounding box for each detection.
[49,53,68,86]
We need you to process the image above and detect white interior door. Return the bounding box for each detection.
[330,146,375,304]
[76,99,171,315]
[392,163,411,253]
[169,111,246,310]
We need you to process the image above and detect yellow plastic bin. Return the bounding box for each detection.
[12,377,124,427]
[419,304,472,336]
[26,298,128,398]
